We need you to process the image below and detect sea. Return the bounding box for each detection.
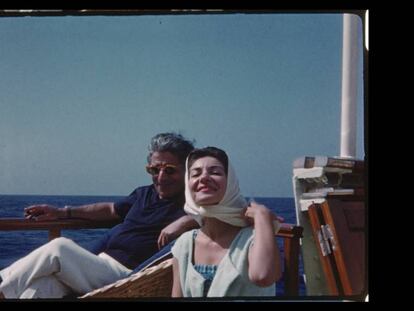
[0,194,306,296]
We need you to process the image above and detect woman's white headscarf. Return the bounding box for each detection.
[184,154,281,233]
[183,155,249,227]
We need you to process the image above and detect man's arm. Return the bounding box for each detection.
[24,202,121,221]
[157,215,199,249]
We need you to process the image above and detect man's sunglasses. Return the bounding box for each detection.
[146,164,178,176]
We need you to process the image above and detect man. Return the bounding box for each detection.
[0,132,199,299]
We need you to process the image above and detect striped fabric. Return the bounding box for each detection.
[192,230,218,296]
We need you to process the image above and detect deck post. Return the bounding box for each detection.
[283,226,302,296]
[48,228,62,241]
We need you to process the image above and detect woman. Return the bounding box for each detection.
[171,147,282,297]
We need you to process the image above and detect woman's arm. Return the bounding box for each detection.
[171,257,183,297]
[245,202,282,287]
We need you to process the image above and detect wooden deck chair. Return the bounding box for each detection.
[0,219,303,298]
[80,257,174,298]
[79,223,303,299]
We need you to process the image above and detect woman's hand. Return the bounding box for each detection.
[243,201,284,225]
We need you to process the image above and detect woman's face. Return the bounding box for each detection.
[188,156,227,206]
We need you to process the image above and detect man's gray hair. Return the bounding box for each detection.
[147,132,195,165]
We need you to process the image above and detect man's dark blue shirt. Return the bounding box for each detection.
[89,185,186,269]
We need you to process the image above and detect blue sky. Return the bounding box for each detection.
[0,12,365,197]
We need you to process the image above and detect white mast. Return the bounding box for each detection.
[340,13,359,158]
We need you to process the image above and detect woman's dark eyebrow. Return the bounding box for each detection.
[208,166,224,171]
[189,167,202,172]
[189,165,224,172]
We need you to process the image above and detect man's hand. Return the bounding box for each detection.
[24,204,62,221]
[157,221,181,249]
[157,215,200,249]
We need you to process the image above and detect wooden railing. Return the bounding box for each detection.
[0,218,120,240]
[0,218,303,296]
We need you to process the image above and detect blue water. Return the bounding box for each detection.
[0,194,305,296]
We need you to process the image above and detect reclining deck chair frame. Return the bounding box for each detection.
[0,219,303,298]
